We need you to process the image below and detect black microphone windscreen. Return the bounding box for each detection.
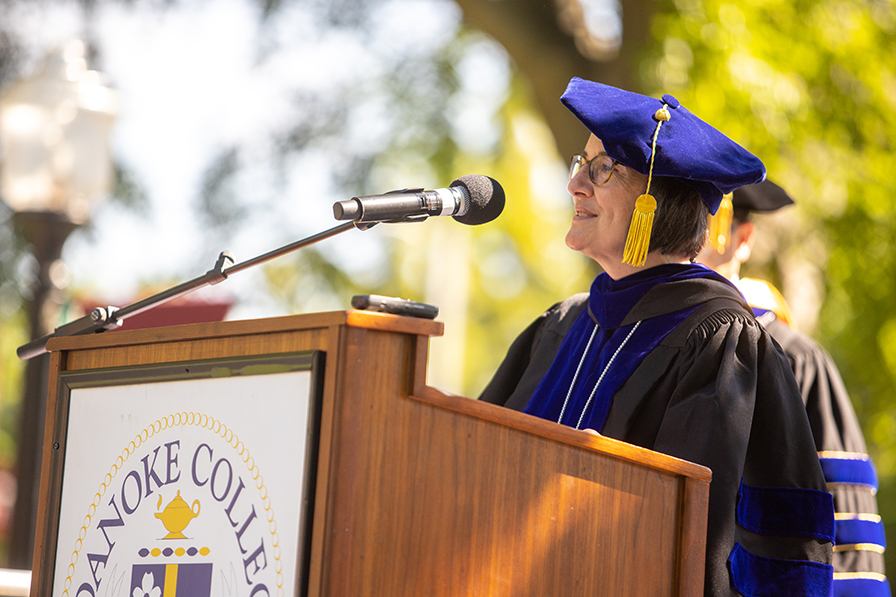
[450,175,505,226]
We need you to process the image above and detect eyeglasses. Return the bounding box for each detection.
[569,153,618,185]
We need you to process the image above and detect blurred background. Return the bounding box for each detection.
[0,0,894,577]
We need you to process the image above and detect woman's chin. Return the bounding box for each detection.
[564,231,583,253]
[565,228,596,255]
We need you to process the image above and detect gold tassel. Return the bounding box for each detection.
[708,194,734,254]
[622,105,669,267]
[623,194,657,266]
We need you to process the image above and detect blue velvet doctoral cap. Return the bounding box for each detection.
[560,77,766,214]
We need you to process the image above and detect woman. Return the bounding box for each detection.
[479,78,834,597]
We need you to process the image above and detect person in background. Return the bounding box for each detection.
[697,180,890,597]
[479,77,834,597]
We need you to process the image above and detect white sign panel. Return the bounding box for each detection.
[51,369,315,597]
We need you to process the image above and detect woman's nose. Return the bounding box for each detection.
[568,167,592,196]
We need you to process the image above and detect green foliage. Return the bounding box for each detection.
[255,29,592,396]
[648,0,896,571]
[0,310,25,472]
[461,75,593,395]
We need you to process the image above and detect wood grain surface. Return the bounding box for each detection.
[33,311,708,597]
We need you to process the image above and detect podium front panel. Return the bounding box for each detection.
[38,351,323,597]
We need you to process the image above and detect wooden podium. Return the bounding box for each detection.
[30,311,710,597]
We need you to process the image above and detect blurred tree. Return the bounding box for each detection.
[0,0,590,564]
[241,25,593,394]
[1,0,894,579]
[455,0,657,160]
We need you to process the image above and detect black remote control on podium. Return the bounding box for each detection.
[350,294,439,319]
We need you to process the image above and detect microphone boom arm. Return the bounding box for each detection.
[17,220,370,360]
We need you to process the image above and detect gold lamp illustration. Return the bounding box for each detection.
[154,490,200,539]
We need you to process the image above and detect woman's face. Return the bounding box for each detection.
[565,134,649,274]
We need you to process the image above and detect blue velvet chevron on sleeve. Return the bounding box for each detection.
[729,481,835,596]
[833,574,891,597]
[820,454,878,491]
[820,452,890,596]
[736,480,835,542]
[835,516,886,550]
[728,543,833,597]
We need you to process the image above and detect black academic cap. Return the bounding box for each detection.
[707,180,794,253]
[731,179,795,213]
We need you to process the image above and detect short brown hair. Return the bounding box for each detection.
[647,176,709,259]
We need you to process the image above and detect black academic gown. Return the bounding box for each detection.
[479,277,833,597]
[762,314,889,590]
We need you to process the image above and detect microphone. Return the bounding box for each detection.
[333,174,505,225]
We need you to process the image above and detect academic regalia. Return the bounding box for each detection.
[481,78,835,596]
[738,276,890,597]
[713,178,889,595]
[479,263,834,597]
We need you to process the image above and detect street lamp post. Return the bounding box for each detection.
[0,39,117,567]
